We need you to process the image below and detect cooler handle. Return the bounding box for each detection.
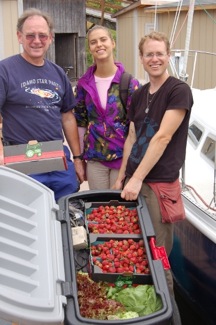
[54,220,66,282]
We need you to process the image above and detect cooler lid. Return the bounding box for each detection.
[0,166,66,325]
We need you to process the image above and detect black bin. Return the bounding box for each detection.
[0,167,176,325]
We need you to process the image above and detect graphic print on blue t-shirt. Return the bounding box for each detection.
[21,77,62,105]
[25,87,61,103]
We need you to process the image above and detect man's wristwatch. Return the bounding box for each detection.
[73,154,83,160]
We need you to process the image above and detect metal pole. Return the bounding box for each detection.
[190,51,197,88]
[180,0,195,81]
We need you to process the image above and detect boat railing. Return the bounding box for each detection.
[170,49,216,88]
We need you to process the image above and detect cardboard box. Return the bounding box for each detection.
[89,234,152,284]
[4,140,67,174]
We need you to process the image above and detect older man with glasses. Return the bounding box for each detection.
[0,8,85,202]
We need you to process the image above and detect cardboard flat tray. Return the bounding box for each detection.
[4,140,67,174]
[88,234,152,284]
[85,201,142,235]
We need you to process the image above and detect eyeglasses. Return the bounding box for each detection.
[23,33,49,42]
[143,52,167,58]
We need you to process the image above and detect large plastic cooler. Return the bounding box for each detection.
[0,166,173,325]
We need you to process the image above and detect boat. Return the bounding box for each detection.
[163,0,216,323]
[167,3,216,322]
[169,86,216,325]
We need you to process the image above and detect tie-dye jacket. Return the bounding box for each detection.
[73,62,141,169]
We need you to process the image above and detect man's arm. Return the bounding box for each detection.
[62,110,85,183]
[113,122,136,189]
[121,109,186,201]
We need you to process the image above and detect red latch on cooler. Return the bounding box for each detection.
[149,237,170,270]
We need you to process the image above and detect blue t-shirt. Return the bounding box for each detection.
[0,54,76,143]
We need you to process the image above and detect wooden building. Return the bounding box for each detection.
[2,0,216,89]
[0,0,86,82]
[113,0,216,89]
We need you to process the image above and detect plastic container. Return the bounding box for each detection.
[0,166,173,325]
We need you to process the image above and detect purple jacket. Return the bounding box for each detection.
[73,62,140,168]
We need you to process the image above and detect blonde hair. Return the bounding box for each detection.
[138,31,170,56]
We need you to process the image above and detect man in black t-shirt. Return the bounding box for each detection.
[113,31,193,295]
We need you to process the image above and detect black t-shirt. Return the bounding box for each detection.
[126,76,193,182]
